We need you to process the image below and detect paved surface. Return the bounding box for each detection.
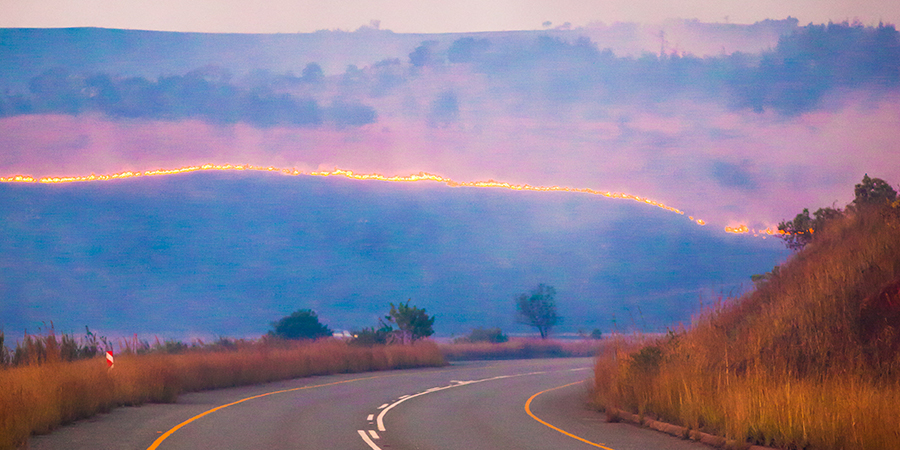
[29,357,709,450]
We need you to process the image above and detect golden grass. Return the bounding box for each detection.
[439,337,605,360]
[593,206,900,450]
[0,339,444,450]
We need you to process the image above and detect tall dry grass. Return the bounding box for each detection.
[594,206,900,450]
[0,339,444,450]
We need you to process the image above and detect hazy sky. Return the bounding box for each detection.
[2,0,899,33]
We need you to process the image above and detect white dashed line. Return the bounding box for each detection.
[367,414,374,422]
[357,430,381,450]
[358,366,591,449]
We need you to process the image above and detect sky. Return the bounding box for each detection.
[2,0,899,33]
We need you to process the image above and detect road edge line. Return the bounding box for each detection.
[146,375,383,450]
[525,381,615,450]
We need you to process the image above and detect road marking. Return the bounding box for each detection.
[525,381,615,450]
[348,365,592,450]
[367,414,374,421]
[358,430,381,450]
[373,368,590,433]
[146,375,384,450]
[368,430,380,439]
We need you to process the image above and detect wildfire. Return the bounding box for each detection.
[0,163,779,233]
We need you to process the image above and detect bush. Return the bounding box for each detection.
[454,327,508,343]
[268,309,333,341]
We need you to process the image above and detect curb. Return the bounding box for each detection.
[604,408,776,450]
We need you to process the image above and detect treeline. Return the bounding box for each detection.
[417,21,899,114]
[0,65,376,127]
[2,22,897,124]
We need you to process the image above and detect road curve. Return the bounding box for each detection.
[29,357,709,450]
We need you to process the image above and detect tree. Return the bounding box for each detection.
[384,300,435,344]
[269,309,333,340]
[516,284,560,339]
[409,41,438,68]
[778,206,844,250]
[853,174,897,208]
[301,63,324,83]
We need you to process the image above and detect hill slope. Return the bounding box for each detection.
[594,202,900,450]
[0,172,787,339]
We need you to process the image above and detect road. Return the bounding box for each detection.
[29,357,709,450]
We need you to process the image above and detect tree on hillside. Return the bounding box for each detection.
[777,207,841,251]
[269,309,333,340]
[853,174,898,208]
[384,300,435,344]
[778,174,898,251]
[516,284,560,339]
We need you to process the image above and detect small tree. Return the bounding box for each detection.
[516,284,560,339]
[384,300,435,344]
[269,309,333,340]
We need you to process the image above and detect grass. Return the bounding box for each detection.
[439,337,605,361]
[593,205,900,450]
[0,338,444,450]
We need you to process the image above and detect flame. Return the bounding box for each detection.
[0,163,733,231]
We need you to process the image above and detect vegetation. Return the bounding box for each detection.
[440,337,606,361]
[383,300,435,344]
[515,284,560,339]
[0,334,444,450]
[268,309,333,340]
[348,325,393,347]
[594,179,900,450]
[454,327,508,344]
[778,174,897,250]
[3,22,898,127]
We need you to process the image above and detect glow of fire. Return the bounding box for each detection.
[0,163,790,232]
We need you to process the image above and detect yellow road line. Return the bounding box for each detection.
[525,381,615,450]
[146,375,384,450]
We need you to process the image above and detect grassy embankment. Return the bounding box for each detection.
[593,206,900,450]
[0,337,444,450]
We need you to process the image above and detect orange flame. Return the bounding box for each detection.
[0,164,721,230]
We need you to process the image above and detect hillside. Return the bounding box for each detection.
[0,171,786,339]
[594,196,900,449]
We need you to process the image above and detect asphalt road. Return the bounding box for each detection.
[29,357,709,450]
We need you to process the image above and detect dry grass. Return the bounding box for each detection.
[593,206,900,450]
[0,339,444,450]
[439,337,605,361]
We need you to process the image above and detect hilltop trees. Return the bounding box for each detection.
[515,284,560,339]
[853,174,898,208]
[778,174,897,251]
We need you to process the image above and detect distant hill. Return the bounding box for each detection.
[0,171,787,339]
[0,19,798,91]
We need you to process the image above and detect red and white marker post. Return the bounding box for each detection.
[106,350,114,369]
